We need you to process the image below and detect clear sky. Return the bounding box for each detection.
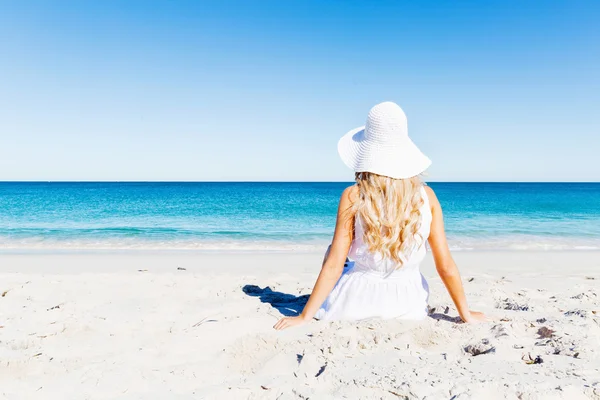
[1,1,598,182]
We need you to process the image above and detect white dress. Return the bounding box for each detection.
[315,186,432,321]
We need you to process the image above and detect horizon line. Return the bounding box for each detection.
[1,180,599,184]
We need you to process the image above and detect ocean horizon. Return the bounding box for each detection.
[1,181,599,252]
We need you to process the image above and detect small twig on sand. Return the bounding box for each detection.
[192,317,218,327]
[1,290,9,297]
[193,317,209,327]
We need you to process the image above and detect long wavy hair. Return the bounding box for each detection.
[353,172,425,267]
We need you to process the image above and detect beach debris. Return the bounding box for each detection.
[553,342,580,357]
[534,335,580,357]
[491,324,510,338]
[177,266,186,271]
[585,276,596,280]
[571,291,596,300]
[292,388,313,399]
[536,318,547,324]
[33,353,43,357]
[47,304,62,311]
[1,290,8,297]
[260,385,270,390]
[564,309,588,318]
[468,277,475,282]
[444,306,450,314]
[522,353,543,364]
[296,353,304,365]
[583,385,600,399]
[138,269,148,272]
[537,327,555,339]
[496,298,530,311]
[428,307,436,314]
[464,339,495,356]
[513,344,524,349]
[315,363,327,378]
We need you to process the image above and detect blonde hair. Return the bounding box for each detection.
[353,172,425,267]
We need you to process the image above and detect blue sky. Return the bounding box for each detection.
[0,1,598,182]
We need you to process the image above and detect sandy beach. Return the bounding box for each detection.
[1,251,599,399]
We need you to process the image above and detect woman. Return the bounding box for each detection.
[274,101,489,330]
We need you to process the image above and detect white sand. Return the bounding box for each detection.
[1,251,599,399]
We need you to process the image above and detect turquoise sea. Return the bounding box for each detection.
[0,182,599,251]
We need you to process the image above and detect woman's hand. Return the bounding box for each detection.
[461,310,491,323]
[273,315,309,330]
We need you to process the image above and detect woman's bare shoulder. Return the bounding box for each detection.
[423,185,440,208]
[340,184,357,196]
[340,184,358,206]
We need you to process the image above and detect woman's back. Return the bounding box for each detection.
[349,185,432,278]
[315,185,433,321]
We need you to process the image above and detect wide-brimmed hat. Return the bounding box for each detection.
[338,102,431,179]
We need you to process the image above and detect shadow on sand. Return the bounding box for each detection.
[243,285,309,317]
[243,285,463,323]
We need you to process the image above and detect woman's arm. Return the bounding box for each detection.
[274,186,355,330]
[425,186,489,323]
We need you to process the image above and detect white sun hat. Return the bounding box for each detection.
[338,101,431,179]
